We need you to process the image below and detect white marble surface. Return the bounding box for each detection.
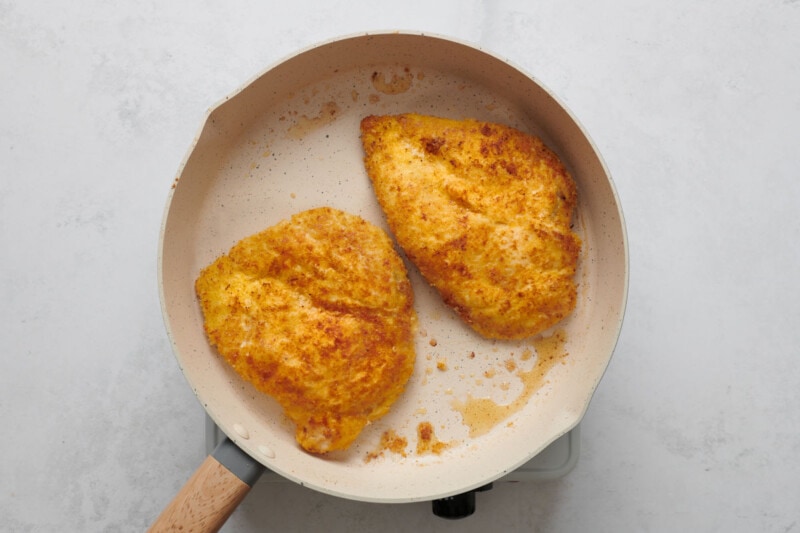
[2,1,799,531]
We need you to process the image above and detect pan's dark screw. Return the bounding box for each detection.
[431,483,493,519]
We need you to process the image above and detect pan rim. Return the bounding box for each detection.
[157,29,629,503]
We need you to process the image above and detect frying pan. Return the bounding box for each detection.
[153,31,628,530]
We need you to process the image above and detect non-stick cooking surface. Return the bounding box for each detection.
[159,32,627,502]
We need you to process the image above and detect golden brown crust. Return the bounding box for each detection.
[195,207,416,453]
[360,113,580,340]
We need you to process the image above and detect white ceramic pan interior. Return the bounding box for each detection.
[159,31,628,503]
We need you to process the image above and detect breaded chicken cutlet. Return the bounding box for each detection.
[360,113,580,340]
[195,207,416,454]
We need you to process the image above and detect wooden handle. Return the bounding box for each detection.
[149,454,252,532]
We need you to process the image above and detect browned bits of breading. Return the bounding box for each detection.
[360,113,581,340]
[365,429,409,462]
[195,207,416,454]
[416,421,450,455]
